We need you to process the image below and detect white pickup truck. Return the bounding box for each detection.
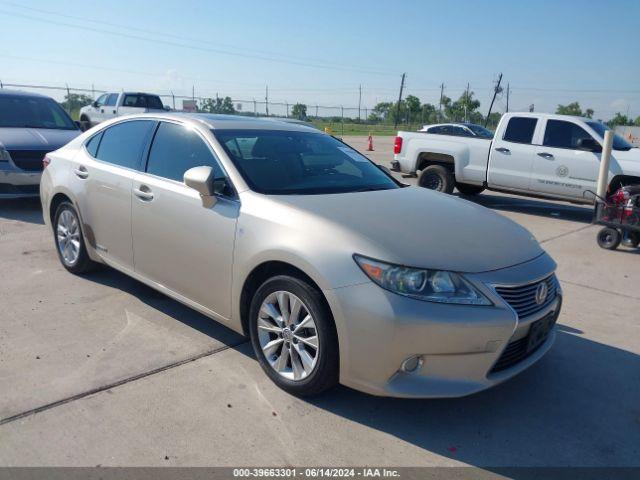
[79,92,167,131]
[393,112,640,204]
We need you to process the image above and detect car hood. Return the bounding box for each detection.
[272,186,543,273]
[0,128,80,151]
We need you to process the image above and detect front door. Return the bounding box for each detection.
[532,119,600,200]
[131,121,238,319]
[76,120,156,270]
[487,116,540,191]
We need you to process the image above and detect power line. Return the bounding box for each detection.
[0,8,397,77]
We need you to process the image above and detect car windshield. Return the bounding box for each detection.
[586,121,634,151]
[0,95,77,130]
[467,124,494,139]
[214,129,400,195]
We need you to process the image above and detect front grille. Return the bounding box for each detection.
[494,274,558,318]
[0,183,39,194]
[8,150,47,171]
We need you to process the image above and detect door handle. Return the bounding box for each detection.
[133,186,154,201]
[100,109,104,113]
[495,147,510,154]
[537,152,554,160]
[74,166,89,179]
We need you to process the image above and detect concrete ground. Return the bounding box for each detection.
[0,136,638,468]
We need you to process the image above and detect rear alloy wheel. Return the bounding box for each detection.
[597,227,621,250]
[249,275,339,396]
[419,165,454,194]
[54,201,97,273]
[456,182,485,196]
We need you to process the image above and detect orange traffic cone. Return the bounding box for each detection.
[367,134,374,151]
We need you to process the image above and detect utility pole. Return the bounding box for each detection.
[316,104,319,118]
[358,84,362,122]
[485,73,503,127]
[464,82,470,122]
[171,90,175,110]
[438,83,444,121]
[506,83,510,112]
[394,73,406,129]
[286,101,289,118]
[192,85,195,101]
[265,85,269,116]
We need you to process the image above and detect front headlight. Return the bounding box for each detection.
[354,254,492,305]
[0,145,11,162]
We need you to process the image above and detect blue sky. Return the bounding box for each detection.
[1,0,639,119]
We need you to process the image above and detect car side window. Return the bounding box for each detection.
[503,117,538,144]
[85,132,103,157]
[105,94,118,107]
[428,126,442,134]
[123,95,144,108]
[452,126,470,137]
[94,120,155,169]
[95,94,108,107]
[543,120,594,150]
[146,122,224,183]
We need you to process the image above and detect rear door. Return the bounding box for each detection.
[487,116,540,191]
[118,94,147,116]
[531,119,600,200]
[73,119,156,270]
[131,121,238,318]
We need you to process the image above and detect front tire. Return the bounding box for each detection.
[418,165,454,194]
[248,275,339,396]
[456,182,485,196]
[597,227,621,250]
[54,201,97,273]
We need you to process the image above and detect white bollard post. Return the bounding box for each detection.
[596,130,614,200]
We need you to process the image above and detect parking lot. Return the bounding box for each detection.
[0,136,638,468]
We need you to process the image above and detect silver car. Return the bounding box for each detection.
[40,113,562,398]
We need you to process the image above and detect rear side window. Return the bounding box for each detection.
[94,120,155,169]
[145,95,164,109]
[85,132,103,157]
[503,117,537,144]
[146,122,223,182]
[123,95,144,108]
[543,120,593,149]
[105,94,118,107]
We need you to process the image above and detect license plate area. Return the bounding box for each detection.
[527,311,558,352]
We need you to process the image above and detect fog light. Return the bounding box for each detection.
[400,355,423,373]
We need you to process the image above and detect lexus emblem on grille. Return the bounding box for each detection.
[535,282,548,305]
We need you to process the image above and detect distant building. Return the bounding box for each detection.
[182,99,197,112]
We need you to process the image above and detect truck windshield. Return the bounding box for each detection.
[586,121,634,151]
[214,129,400,195]
[467,124,494,139]
[0,96,77,130]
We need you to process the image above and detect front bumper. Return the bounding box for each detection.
[324,253,561,398]
[0,162,41,198]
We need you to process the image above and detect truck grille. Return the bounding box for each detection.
[9,150,46,171]
[494,274,558,318]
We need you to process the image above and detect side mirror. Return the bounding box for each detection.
[184,166,227,207]
[163,105,172,111]
[577,138,602,153]
[92,101,99,108]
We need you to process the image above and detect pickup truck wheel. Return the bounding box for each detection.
[597,227,621,250]
[419,165,454,194]
[455,183,485,196]
[79,118,91,131]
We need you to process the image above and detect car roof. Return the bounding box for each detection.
[0,88,52,99]
[122,112,321,132]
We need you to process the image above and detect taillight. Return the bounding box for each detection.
[42,155,51,168]
[393,136,403,154]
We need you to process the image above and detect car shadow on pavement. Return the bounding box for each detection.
[308,325,640,468]
[0,198,44,224]
[456,193,593,224]
[80,267,245,347]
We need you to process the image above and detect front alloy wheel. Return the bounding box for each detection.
[249,275,339,396]
[257,291,319,381]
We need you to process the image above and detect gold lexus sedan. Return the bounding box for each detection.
[40,113,562,398]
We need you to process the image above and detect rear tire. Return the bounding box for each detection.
[53,201,98,274]
[79,117,91,132]
[418,165,454,194]
[456,183,485,196]
[248,275,339,397]
[597,227,621,250]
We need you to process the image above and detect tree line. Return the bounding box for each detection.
[58,93,639,128]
